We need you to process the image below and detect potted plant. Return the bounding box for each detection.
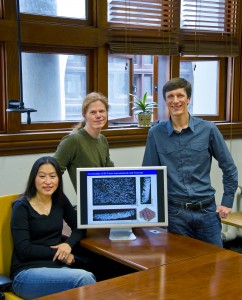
[130,92,157,127]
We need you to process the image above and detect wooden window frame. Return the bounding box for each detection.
[19,45,95,132]
[0,0,242,156]
[0,0,2,19]
[179,56,227,122]
[0,43,4,132]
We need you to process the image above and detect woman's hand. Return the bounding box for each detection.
[51,242,72,262]
[64,253,75,266]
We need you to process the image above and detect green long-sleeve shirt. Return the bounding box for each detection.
[54,129,114,191]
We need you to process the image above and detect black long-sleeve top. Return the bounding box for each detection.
[10,194,86,279]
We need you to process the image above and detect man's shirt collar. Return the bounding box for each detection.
[166,114,194,136]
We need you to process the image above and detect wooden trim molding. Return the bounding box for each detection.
[0,124,241,156]
[0,127,149,156]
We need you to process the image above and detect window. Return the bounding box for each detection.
[133,55,153,99]
[19,0,86,19]
[108,0,240,56]
[108,55,226,124]
[180,0,239,56]
[108,0,176,29]
[108,56,131,120]
[180,58,225,120]
[65,55,87,120]
[108,55,159,126]
[181,0,228,31]
[0,0,242,156]
[21,52,87,123]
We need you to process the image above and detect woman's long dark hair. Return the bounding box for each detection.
[24,156,63,204]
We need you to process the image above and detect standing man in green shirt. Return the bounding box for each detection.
[54,92,114,192]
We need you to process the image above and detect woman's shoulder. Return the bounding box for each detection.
[12,195,30,213]
[61,193,71,204]
[53,193,72,206]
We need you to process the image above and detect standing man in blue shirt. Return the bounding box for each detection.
[142,77,238,247]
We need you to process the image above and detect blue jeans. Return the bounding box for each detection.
[168,201,223,247]
[12,267,96,299]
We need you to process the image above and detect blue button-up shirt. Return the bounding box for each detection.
[142,115,238,207]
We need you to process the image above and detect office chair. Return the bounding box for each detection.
[0,194,22,300]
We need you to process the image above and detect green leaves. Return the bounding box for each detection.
[130,92,157,114]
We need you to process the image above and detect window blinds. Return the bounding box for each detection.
[108,0,180,55]
[108,0,240,56]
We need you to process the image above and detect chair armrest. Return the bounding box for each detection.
[0,274,12,292]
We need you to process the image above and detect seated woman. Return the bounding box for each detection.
[10,156,96,299]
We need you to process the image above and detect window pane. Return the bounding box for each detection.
[21,53,87,123]
[181,0,226,32]
[19,0,86,19]
[157,56,169,121]
[108,57,130,119]
[144,75,152,96]
[143,56,153,65]
[180,60,218,115]
[107,0,174,29]
[108,55,155,122]
[134,55,153,101]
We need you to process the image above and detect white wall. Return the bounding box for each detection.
[0,141,241,207]
[0,146,145,204]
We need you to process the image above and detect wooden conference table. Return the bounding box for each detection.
[37,250,242,300]
[221,211,242,228]
[35,227,242,299]
[75,227,225,270]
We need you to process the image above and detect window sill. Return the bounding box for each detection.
[0,123,241,156]
[0,127,150,156]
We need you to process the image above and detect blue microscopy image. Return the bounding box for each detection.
[92,177,136,205]
[93,208,137,221]
[140,177,151,204]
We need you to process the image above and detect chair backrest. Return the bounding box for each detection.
[0,194,20,277]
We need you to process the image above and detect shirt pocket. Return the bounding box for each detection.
[190,142,210,163]
[157,145,177,164]
[158,145,177,155]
